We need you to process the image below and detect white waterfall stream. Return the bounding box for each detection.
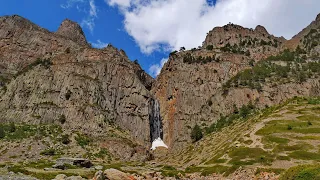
[149,99,168,150]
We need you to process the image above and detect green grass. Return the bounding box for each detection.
[308,98,320,105]
[280,164,320,180]
[75,133,91,147]
[7,164,95,180]
[185,165,231,176]
[255,168,284,175]
[256,120,320,135]
[228,147,274,165]
[297,115,320,121]
[160,165,184,177]
[263,136,289,144]
[274,143,313,153]
[0,123,62,141]
[293,135,320,140]
[26,160,55,169]
[288,151,320,160]
[277,156,291,161]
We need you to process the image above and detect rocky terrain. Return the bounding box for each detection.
[0,15,155,149]
[153,13,320,151]
[0,12,320,180]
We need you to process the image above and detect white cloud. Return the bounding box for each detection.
[106,0,320,54]
[91,39,109,48]
[61,0,98,33]
[149,58,168,77]
[61,0,84,9]
[106,0,131,7]
[89,0,98,17]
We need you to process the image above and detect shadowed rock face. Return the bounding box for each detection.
[0,15,154,147]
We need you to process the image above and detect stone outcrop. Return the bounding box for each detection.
[153,13,320,151]
[0,15,154,150]
[56,19,88,46]
[103,168,133,180]
[53,158,93,169]
[203,23,285,61]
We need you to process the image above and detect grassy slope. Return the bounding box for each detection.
[154,97,320,178]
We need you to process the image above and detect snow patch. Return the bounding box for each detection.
[151,137,168,150]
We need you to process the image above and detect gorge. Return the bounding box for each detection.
[0,12,320,180]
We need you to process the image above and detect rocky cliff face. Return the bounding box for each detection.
[56,19,88,46]
[1,13,320,155]
[0,15,155,148]
[153,14,320,151]
[203,23,286,61]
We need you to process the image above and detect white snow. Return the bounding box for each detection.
[151,137,168,150]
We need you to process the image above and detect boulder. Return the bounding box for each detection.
[53,158,93,169]
[104,168,133,180]
[53,174,67,180]
[93,170,106,180]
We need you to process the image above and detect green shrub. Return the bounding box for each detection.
[206,45,214,50]
[75,133,91,147]
[280,164,320,180]
[191,124,203,142]
[61,134,71,144]
[0,125,5,138]
[15,58,52,77]
[40,148,55,156]
[9,122,16,133]
[58,115,66,124]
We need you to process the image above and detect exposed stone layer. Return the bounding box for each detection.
[0,15,154,148]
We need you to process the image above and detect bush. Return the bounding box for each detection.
[0,125,5,138]
[65,47,71,54]
[206,45,213,50]
[65,90,72,100]
[287,125,293,130]
[15,58,52,77]
[169,51,178,56]
[75,133,91,147]
[61,134,71,144]
[191,124,203,142]
[58,115,66,124]
[9,122,16,133]
[40,148,55,156]
[281,164,320,180]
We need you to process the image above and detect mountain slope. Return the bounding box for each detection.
[0,15,155,151]
[153,13,320,152]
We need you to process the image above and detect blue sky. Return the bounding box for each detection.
[0,0,169,77]
[0,0,319,77]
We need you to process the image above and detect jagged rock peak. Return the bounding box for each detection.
[56,19,87,46]
[255,25,269,35]
[0,14,46,32]
[316,13,320,22]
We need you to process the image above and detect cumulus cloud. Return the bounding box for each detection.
[106,0,320,54]
[61,0,98,33]
[149,58,168,77]
[91,39,109,48]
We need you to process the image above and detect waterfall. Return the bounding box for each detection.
[149,99,163,142]
[149,99,167,150]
